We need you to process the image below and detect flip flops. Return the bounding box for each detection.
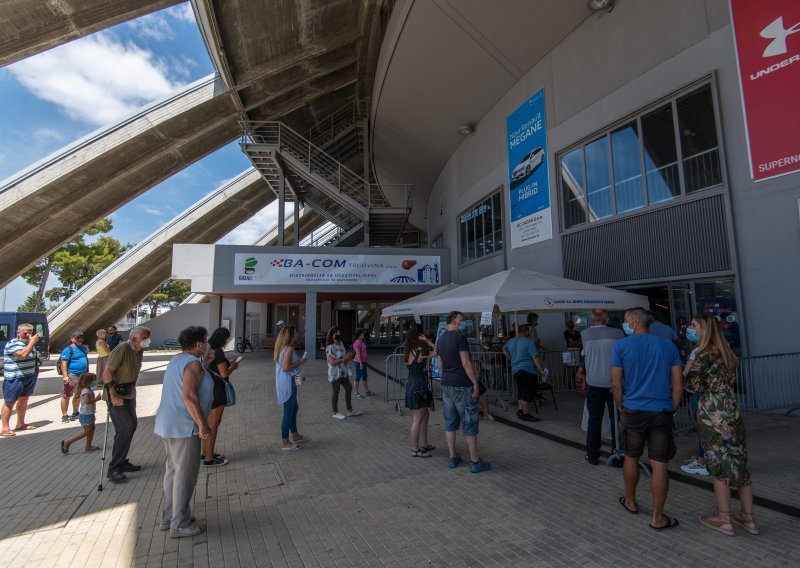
[85,446,101,452]
[650,515,680,531]
[61,440,69,454]
[0,430,15,437]
[618,496,638,514]
[13,424,36,431]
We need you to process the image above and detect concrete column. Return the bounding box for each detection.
[207,295,221,331]
[293,198,300,245]
[305,291,317,360]
[277,168,285,246]
[321,300,332,333]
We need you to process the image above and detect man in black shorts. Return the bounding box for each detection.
[611,308,683,531]
[502,325,545,422]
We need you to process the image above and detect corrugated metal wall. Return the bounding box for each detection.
[562,194,730,284]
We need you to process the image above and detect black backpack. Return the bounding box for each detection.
[55,345,76,376]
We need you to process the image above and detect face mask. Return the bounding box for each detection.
[140,338,151,348]
[686,329,699,342]
[622,322,634,336]
[459,323,468,332]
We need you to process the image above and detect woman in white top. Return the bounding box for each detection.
[274,325,309,451]
[154,325,214,538]
[325,327,361,420]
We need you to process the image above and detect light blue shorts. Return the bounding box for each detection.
[442,386,479,436]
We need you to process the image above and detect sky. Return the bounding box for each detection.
[0,2,281,311]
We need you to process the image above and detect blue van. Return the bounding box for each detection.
[0,313,50,371]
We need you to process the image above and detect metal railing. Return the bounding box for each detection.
[301,100,368,148]
[370,183,413,210]
[243,121,369,208]
[300,221,342,247]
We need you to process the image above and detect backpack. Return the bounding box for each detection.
[56,345,76,376]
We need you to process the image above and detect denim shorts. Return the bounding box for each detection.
[354,364,368,382]
[442,386,479,436]
[78,414,95,427]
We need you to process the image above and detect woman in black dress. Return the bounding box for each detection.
[202,327,238,466]
[404,328,436,458]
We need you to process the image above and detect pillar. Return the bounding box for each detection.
[305,291,317,360]
[277,168,285,246]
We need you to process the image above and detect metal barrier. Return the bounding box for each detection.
[384,353,407,415]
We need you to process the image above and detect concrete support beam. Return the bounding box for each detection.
[305,291,317,360]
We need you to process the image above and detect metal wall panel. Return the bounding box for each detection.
[563,194,730,284]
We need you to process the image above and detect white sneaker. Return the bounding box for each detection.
[352,393,363,399]
[345,410,362,417]
[680,457,709,476]
[333,413,346,420]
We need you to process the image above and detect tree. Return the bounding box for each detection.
[143,280,191,319]
[17,292,39,313]
[20,219,129,312]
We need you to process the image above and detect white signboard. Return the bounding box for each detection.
[234,253,442,286]
[480,311,493,326]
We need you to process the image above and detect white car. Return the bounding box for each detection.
[512,147,544,182]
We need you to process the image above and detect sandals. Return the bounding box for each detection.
[618,496,638,514]
[698,515,734,536]
[13,424,36,431]
[730,512,760,535]
[61,440,69,454]
[410,449,432,458]
[85,445,100,452]
[419,445,435,452]
[649,515,680,531]
[0,430,15,437]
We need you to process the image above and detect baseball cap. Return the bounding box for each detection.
[71,330,85,338]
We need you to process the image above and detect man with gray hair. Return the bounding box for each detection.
[102,326,151,483]
[2,324,40,436]
[578,309,625,465]
[611,307,683,530]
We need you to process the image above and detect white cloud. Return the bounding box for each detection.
[127,13,175,41]
[33,127,66,142]
[142,206,163,216]
[166,3,196,24]
[9,33,180,126]
[217,203,280,245]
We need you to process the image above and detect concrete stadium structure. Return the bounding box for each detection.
[1,0,798,363]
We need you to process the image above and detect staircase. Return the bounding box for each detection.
[241,118,412,247]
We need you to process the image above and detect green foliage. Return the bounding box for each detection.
[17,292,39,312]
[143,279,192,318]
[20,219,129,311]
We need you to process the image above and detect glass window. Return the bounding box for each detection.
[560,148,586,228]
[585,137,612,221]
[677,85,721,193]
[459,192,503,265]
[0,324,9,342]
[694,279,739,353]
[642,104,680,204]
[611,122,644,213]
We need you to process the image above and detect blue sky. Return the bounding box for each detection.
[0,2,281,311]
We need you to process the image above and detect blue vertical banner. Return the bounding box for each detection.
[506,89,552,249]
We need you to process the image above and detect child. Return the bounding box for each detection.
[60,372,101,453]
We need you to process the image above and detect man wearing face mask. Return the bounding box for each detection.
[610,308,683,530]
[102,326,151,483]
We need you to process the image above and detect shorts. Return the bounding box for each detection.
[619,408,676,463]
[62,376,80,399]
[442,385,479,436]
[211,373,227,409]
[513,370,537,402]
[354,363,368,382]
[2,375,37,402]
[78,414,95,427]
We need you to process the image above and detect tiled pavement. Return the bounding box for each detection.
[1,352,798,567]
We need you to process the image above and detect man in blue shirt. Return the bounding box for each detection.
[436,311,491,473]
[60,331,90,422]
[611,308,683,531]
[106,325,123,350]
[503,325,544,422]
[1,323,40,436]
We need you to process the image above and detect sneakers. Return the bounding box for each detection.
[333,413,346,420]
[681,457,710,476]
[345,410,362,417]
[469,460,492,473]
[447,454,462,468]
[121,461,142,472]
[61,415,70,423]
[519,414,541,422]
[585,455,599,465]
[69,412,80,421]
[107,471,127,483]
[201,453,225,462]
[516,409,523,419]
[352,392,364,399]
[169,522,206,538]
[203,457,229,467]
[364,390,376,396]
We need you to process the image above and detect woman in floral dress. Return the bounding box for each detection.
[683,314,759,536]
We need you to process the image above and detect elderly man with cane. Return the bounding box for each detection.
[100,326,150,484]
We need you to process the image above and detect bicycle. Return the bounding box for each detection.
[236,336,254,353]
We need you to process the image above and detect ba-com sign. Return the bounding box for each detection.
[730,0,800,181]
[506,88,552,249]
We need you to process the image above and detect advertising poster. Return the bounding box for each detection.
[234,253,441,286]
[730,0,800,181]
[506,88,552,248]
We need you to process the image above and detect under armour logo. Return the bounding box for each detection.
[760,16,800,57]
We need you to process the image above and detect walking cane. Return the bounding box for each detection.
[97,397,111,492]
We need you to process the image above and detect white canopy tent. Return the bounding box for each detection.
[380,282,461,317]
[403,268,649,315]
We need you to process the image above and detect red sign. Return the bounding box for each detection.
[730,0,800,181]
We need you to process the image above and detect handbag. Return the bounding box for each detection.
[224,379,236,407]
[413,387,433,405]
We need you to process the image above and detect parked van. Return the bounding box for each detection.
[0,313,50,372]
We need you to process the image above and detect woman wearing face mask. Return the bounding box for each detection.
[325,327,361,420]
[202,327,239,466]
[683,314,757,536]
[154,326,214,538]
[274,325,309,450]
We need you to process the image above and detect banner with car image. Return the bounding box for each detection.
[233,253,441,286]
[506,88,552,249]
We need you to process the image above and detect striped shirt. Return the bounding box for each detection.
[3,338,37,381]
